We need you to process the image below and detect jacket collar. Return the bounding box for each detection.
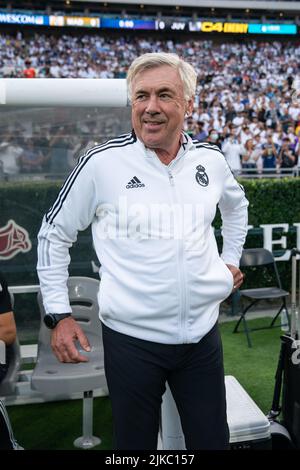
[133,130,195,160]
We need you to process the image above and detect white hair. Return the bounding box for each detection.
[127,52,197,102]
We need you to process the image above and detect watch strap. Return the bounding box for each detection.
[44,312,72,329]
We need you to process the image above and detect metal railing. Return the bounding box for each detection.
[235,167,300,179]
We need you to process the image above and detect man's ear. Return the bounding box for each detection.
[186,97,194,116]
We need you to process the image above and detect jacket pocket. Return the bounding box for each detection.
[219,258,234,296]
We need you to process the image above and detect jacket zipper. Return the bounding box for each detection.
[167,168,188,343]
[168,170,174,186]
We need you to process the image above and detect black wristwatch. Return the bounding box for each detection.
[43,313,72,329]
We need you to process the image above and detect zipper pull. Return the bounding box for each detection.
[168,170,174,186]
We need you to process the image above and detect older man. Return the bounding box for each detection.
[37,53,248,450]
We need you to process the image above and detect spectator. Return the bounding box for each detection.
[287,125,297,152]
[240,126,252,145]
[265,100,280,129]
[32,127,50,172]
[206,129,222,149]
[279,107,293,133]
[193,121,207,141]
[0,131,23,177]
[185,117,197,138]
[19,139,44,173]
[261,133,279,172]
[221,127,244,174]
[45,126,71,175]
[23,58,36,78]
[241,138,260,172]
[278,137,296,170]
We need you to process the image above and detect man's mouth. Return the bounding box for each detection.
[143,120,165,129]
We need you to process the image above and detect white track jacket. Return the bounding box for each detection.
[37,131,248,344]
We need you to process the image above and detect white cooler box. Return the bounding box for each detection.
[159,375,271,450]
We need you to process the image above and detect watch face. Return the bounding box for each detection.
[44,313,71,329]
[44,314,56,329]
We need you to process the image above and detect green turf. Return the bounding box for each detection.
[8,396,113,450]
[221,317,281,414]
[8,317,282,450]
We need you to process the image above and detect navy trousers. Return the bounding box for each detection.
[102,321,229,450]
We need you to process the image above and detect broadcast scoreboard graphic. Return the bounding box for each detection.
[0,11,297,35]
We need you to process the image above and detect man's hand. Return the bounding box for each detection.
[226,264,244,292]
[50,317,91,363]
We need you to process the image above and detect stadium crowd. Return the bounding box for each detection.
[0,31,300,177]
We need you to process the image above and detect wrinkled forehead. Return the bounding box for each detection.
[131,65,184,94]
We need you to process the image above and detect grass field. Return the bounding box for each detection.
[8,317,282,450]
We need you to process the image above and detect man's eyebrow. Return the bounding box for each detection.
[133,88,148,95]
[133,86,175,95]
[157,87,175,94]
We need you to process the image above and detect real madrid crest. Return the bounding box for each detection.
[195,165,209,187]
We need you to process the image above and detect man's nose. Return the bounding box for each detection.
[145,95,160,114]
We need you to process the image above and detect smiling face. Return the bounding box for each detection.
[131,65,193,157]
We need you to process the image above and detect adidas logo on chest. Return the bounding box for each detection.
[126,176,145,189]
